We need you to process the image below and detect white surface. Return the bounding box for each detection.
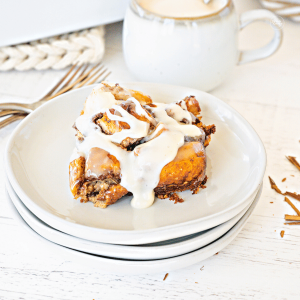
[0,0,130,47]
[4,184,262,275]
[5,82,265,244]
[123,1,282,91]
[1,0,300,298]
[6,175,258,260]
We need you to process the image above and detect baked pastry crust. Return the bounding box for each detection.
[69,83,215,208]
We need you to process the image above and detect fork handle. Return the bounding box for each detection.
[0,110,23,117]
[0,114,27,129]
[0,103,33,113]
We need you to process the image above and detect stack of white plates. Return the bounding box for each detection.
[4,83,266,274]
[259,0,300,22]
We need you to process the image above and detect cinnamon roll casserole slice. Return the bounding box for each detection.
[69,83,216,209]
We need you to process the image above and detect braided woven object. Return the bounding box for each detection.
[0,26,105,71]
[259,0,300,22]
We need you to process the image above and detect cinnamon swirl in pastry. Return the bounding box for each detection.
[69,83,215,209]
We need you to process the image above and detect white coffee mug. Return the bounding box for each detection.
[123,0,283,91]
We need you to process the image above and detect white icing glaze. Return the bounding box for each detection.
[151,103,203,137]
[179,100,188,111]
[84,90,116,114]
[165,103,192,124]
[105,105,150,143]
[72,84,205,209]
[70,148,81,162]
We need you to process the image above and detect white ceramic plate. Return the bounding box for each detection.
[5,175,259,260]
[5,82,266,244]
[5,184,263,275]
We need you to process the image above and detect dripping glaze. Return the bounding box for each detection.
[72,85,205,209]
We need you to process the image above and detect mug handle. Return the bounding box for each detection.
[238,9,283,65]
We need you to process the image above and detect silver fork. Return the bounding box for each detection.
[0,64,111,129]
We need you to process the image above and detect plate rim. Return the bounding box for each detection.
[5,183,263,274]
[5,82,267,243]
[5,174,257,260]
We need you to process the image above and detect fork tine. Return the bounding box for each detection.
[46,62,102,100]
[77,64,89,79]
[57,64,87,92]
[88,69,110,85]
[0,113,27,130]
[75,65,104,89]
[43,64,78,99]
[97,71,112,83]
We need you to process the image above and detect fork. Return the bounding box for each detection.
[0,113,28,130]
[0,63,111,129]
[0,63,110,114]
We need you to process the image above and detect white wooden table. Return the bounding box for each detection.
[1,1,300,299]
